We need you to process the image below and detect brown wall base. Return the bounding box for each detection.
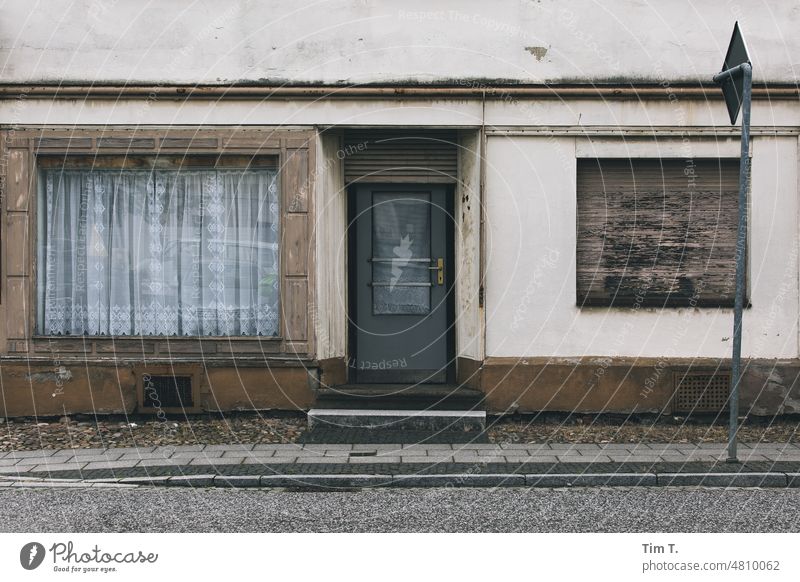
[204,367,315,412]
[0,364,138,417]
[0,361,315,417]
[318,357,348,388]
[480,357,800,416]
[457,356,483,391]
[2,356,799,418]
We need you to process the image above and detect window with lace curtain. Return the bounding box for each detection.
[36,159,280,337]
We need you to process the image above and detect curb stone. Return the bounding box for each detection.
[67,471,796,489]
[392,474,526,487]
[167,475,216,487]
[118,476,171,486]
[0,472,800,489]
[525,473,658,487]
[212,475,261,487]
[259,474,393,488]
[657,472,788,487]
[11,481,91,488]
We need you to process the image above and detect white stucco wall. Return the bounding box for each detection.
[314,131,348,361]
[484,134,799,359]
[1,0,798,85]
[2,1,799,363]
[1,97,795,133]
[455,130,484,362]
[1,94,797,362]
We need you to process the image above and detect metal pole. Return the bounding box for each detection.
[727,63,752,463]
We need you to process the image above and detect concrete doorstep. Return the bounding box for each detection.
[306,408,486,432]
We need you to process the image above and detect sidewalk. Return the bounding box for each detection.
[3,442,800,488]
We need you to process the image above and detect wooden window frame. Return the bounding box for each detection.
[0,127,315,360]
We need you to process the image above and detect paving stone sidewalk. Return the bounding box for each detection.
[1,442,800,488]
[2,442,800,473]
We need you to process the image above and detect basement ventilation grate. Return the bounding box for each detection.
[673,372,730,413]
[143,375,193,409]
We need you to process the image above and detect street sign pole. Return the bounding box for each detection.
[712,22,752,463]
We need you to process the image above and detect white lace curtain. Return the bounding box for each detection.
[38,168,280,337]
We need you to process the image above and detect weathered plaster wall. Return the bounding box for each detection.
[1,95,796,365]
[0,363,314,417]
[1,2,798,416]
[484,134,799,359]
[0,0,796,85]
[455,130,483,363]
[1,97,794,130]
[481,357,800,415]
[314,131,347,364]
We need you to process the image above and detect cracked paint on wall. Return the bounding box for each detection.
[525,46,549,61]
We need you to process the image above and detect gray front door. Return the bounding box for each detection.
[352,185,451,383]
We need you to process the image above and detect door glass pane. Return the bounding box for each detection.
[372,193,431,315]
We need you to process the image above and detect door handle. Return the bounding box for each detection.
[428,258,444,285]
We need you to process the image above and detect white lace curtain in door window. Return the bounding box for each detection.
[38,168,280,336]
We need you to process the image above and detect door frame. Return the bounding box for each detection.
[346,183,456,384]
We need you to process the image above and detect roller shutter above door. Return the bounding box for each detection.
[342,130,458,184]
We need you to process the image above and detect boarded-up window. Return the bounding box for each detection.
[576,158,741,307]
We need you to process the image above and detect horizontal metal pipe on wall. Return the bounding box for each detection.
[0,84,798,100]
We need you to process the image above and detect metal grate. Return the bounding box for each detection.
[142,375,193,409]
[673,372,730,413]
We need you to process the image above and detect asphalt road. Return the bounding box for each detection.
[1,486,798,532]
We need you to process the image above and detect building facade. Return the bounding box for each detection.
[1,0,799,417]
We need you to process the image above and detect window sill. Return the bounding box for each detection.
[31,335,284,341]
[0,354,316,367]
[576,302,752,310]
[23,335,308,360]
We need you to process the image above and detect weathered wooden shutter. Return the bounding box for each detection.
[576,158,740,307]
[342,130,457,183]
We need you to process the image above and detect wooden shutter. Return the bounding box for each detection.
[576,158,741,307]
[342,130,457,183]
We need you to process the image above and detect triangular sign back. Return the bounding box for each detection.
[719,21,751,125]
